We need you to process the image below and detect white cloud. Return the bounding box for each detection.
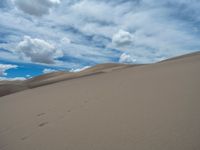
[14,0,60,16]
[26,74,31,78]
[0,64,17,76]
[119,53,136,64]
[60,37,71,45]
[112,30,134,48]
[0,77,26,81]
[71,1,114,24]
[70,66,90,72]
[43,68,57,74]
[17,36,63,64]
[1,0,200,68]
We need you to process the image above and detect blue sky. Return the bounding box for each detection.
[0,0,200,80]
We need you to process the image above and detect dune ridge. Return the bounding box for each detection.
[1,52,200,97]
[0,63,134,97]
[1,52,200,98]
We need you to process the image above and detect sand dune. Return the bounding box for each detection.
[0,52,200,150]
[0,63,133,97]
[1,50,195,97]
[0,81,27,97]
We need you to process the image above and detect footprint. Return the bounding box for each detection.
[67,110,71,113]
[21,136,28,141]
[37,113,46,117]
[38,122,48,127]
[0,144,8,149]
[84,100,89,104]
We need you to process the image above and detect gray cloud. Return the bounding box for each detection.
[0,0,9,9]
[14,0,60,16]
[112,30,134,47]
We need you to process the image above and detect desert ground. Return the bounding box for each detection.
[0,52,200,150]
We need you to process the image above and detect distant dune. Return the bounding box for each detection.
[0,52,200,150]
[0,63,133,97]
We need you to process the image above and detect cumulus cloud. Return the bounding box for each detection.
[14,0,60,16]
[17,36,63,64]
[0,64,17,76]
[119,53,136,64]
[112,30,134,48]
[43,68,57,74]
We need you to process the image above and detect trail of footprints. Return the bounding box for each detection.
[38,122,49,127]
[20,99,91,142]
[37,113,46,117]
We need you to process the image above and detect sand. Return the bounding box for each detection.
[0,52,200,150]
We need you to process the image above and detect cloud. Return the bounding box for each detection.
[119,53,136,64]
[112,30,134,48]
[43,68,57,74]
[60,37,71,45]
[0,64,17,76]
[0,0,9,9]
[1,0,200,73]
[0,77,26,81]
[17,36,63,64]
[14,0,60,16]
[26,74,31,78]
[70,66,90,72]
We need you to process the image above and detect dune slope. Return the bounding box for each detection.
[0,53,200,150]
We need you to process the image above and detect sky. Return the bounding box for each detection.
[0,0,200,80]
